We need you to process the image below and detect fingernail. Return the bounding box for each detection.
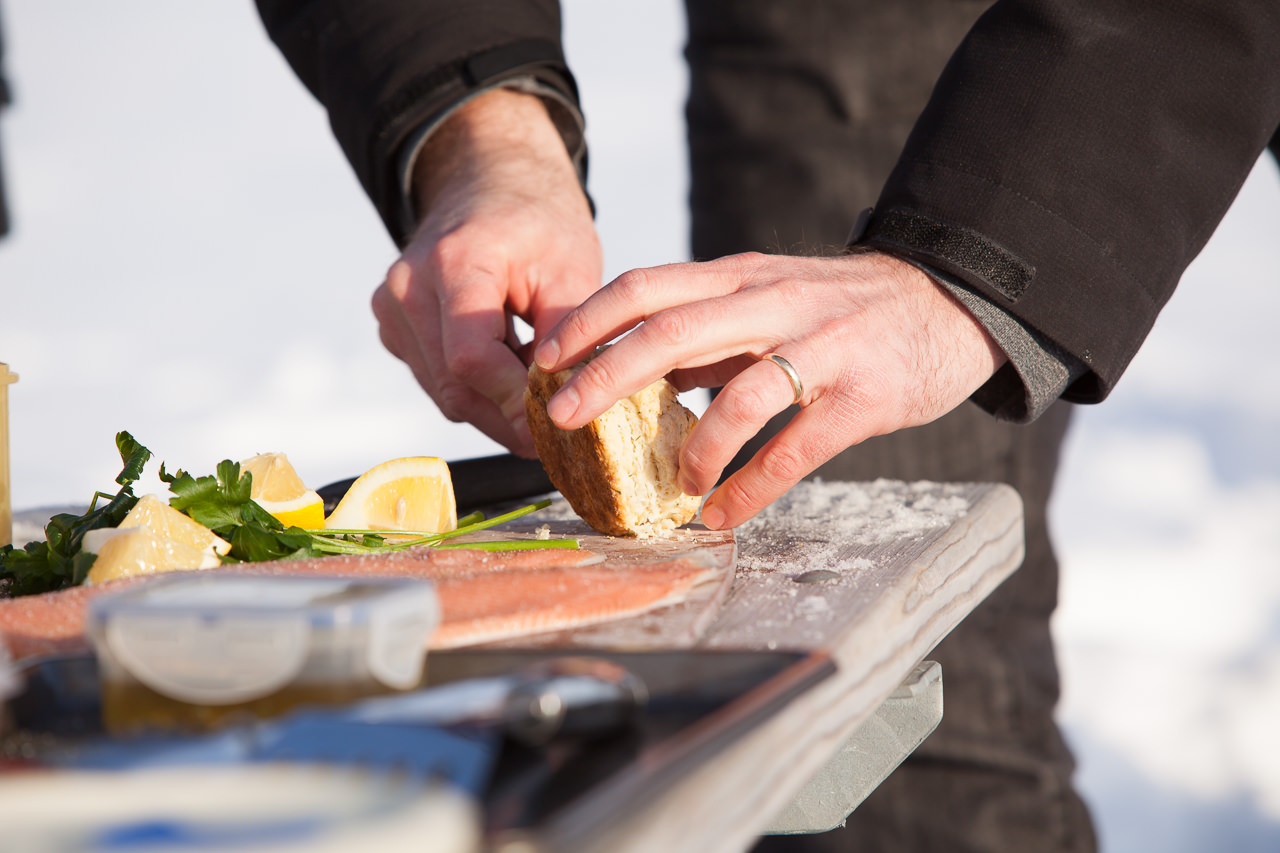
[678,472,697,496]
[546,386,579,425]
[701,503,726,530]
[534,338,560,370]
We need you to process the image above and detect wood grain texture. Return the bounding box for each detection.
[527,479,1025,853]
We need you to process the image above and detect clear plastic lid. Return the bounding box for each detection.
[87,573,440,705]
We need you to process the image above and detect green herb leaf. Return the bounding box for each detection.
[163,461,250,533]
[229,524,317,563]
[2,432,563,599]
[114,431,152,487]
[1,432,145,596]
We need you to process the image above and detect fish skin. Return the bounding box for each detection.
[0,546,719,661]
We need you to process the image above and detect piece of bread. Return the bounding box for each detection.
[525,360,701,538]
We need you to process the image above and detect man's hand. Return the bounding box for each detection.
[533,251,1006,527]
[373,89,602,456]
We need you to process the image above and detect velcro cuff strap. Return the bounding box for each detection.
[371,39,572,154]
[464,39,568,88]
[852,208,1034,302]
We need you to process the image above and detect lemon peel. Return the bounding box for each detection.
[240,452,325,529]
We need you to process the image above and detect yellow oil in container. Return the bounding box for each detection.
[87,573,439,736]
[100,677,403,735]
[0,364,16,548]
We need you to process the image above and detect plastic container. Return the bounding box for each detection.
[87,572,439,733]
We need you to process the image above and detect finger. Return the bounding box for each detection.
[377,263,534,454]
[699,399,861,530]
[436,379,533,453]
[374,268,455,406]
[525,254,604,341]
[373,280,416,364]
[545,280,789,429]
[425,316,535,454]
[436,271,532,422]
[677,356,808,496]
[666,354,756,393]
[534,253,763,371]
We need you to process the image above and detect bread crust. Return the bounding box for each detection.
[525,362,701,537]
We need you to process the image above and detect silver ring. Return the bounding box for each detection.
[762,352,804,406]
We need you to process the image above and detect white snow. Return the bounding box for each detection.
[1,3,1277,849]
[1051,159,1280,850]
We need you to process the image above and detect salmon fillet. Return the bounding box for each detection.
[429,559,722,648]
[0,545,723,661]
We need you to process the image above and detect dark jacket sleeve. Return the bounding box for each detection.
[255,0,581,245]
[855,0,1280,405]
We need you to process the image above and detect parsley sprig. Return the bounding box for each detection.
[1,432,570,598]
[0,432,151,595]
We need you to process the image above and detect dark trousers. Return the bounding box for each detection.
[683,2,1097,850]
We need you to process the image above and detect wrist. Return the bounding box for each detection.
[862,250,1008,395]
[410,88,577,218]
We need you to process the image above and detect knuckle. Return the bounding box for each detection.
[644,307,696,348]
[371,283,394,320]
[429,229,472,271]
[680,441,716,485]
[726,250,765,269]
[377,260,436,322]
[611,267,658,307]
[820,366,890,436]
[720,382,774,429]
[757,442,807,486]
[556,305,596,347]
[707,251,764,281]
[714,475,762,516]
[445,342,488,384]
[578,353,625,394]
[381,260,414,299]
[773,276,815,306]
[433,384,472,423]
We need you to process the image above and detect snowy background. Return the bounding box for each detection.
[1,3,1277,849]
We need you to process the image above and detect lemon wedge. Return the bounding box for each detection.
[82,526,219,585]
[82,494,229,584]
[240,452,325,529]
[323,456,457,534]
[118,493,231,560]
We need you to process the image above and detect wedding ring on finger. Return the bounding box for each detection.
[761,352,804,406]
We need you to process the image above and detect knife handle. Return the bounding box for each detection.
[317,454,554,515]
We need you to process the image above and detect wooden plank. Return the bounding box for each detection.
[11,479,1024,853]
[528,479,1024,853]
